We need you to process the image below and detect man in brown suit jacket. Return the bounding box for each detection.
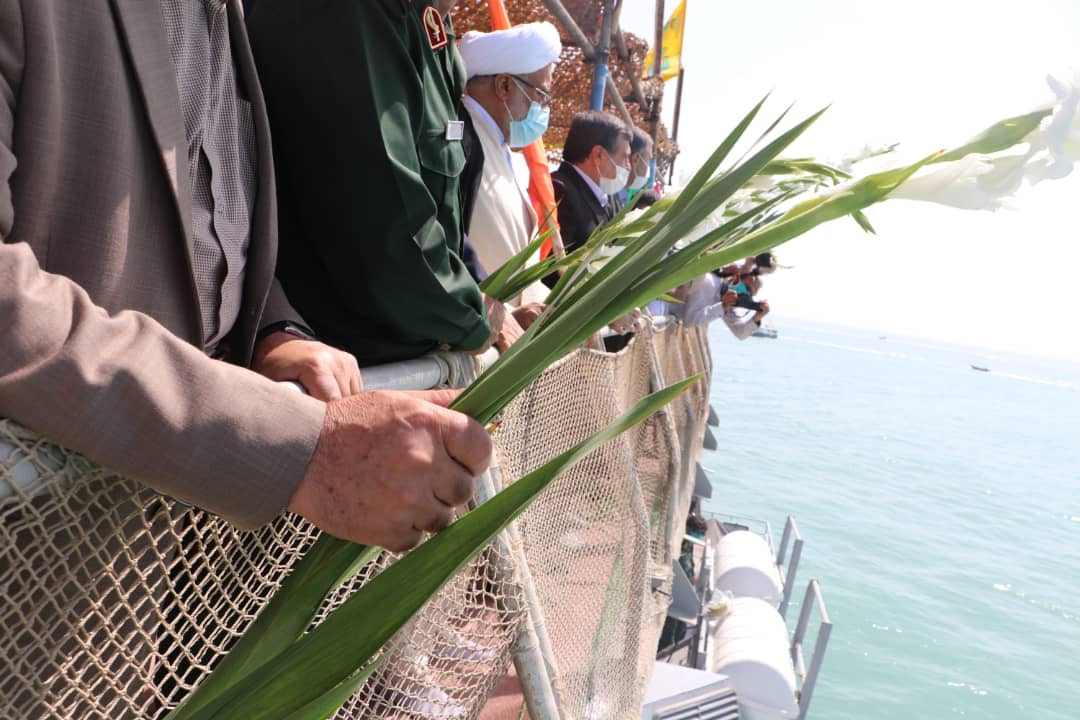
[0,3,492,715]
[0,2,489,574]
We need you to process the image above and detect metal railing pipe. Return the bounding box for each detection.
[359,356,448,391]
[475,467,566,719]
[358,347,565,717]
[605,75,634,126]
[778,537,802,620]
[590,0,616,110]
[538,0,596,57]
[795,580,832,720]
[613,29,649,108]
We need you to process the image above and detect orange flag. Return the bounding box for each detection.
[486,0,561,258]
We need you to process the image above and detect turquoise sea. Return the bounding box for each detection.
[700,317,1080,720]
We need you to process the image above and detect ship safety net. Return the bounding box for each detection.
[0,322,710,719]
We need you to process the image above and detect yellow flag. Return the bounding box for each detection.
[642,0,687,82]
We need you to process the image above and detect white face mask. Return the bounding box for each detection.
[628,157,650,190]
[597,149,630,194]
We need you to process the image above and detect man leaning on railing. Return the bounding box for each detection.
[0,3,493,713]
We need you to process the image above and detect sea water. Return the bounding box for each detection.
[700,317,1080,719]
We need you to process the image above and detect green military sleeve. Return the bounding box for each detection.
[248,0,490,366]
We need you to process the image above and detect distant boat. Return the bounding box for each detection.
[752,325,778,339]
[971,364,990,372]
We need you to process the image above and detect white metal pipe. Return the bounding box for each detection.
[473,468,564,720]
[488,466,570,716]
[360,356,448,391]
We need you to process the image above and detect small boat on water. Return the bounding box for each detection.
[752,325,778,339]
[971,364,990,372]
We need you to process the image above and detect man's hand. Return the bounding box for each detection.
[754,299,771,322]
[609,308,645,335]
[289,389,491,551]
[253,332,362,401]
[474,294,525,354]
[511,302,546,330]
[721,290,738,310]
[670,283,692,303]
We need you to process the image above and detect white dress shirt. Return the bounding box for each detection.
[570,164,609,207]
[682,273,759,340]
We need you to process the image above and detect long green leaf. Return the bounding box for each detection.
[167,537,379,720]
[479,208,558,301]
[189,375,702,719]
[662,93,771,220]
[279,655,387,720]
[600,154,941,322]
[456,105,828,423]
[622,192,795,306]
[850,209,876,234]
[540,94,771,311]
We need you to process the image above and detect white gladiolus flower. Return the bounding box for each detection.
[888,69,1078,209]
[888,154,1017,211]
[1024,70,1080,183]
[835,143,895,174]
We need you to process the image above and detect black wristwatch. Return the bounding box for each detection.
[255,320,317,344]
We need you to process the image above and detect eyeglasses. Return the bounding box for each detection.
[510,75,553,107]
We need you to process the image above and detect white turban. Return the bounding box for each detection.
[459,22,562,80]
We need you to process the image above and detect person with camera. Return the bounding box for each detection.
[713,252,777,281]
[682,268,770,340]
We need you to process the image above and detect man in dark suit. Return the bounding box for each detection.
[550,111,633,257]
[548,112,643,346]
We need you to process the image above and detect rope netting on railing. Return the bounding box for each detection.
[0,322,710,719]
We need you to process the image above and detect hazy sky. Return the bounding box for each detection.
[617,0,1080,361]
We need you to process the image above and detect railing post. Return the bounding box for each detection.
[776,516,802,620]
[474,465,565,719]
[778,537,801,620]
[796,580,832,720]
[791,581,815,670]
[590,0,616,110]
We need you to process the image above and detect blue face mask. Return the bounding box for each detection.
[506,79,550,149]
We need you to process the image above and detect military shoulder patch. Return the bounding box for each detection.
[423,6,448,51]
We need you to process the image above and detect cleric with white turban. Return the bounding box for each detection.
[457,21,562,306]
[458,21,562,80]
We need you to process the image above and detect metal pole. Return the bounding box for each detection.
[611,0,624,36]
[652,0,665,78]
[671,68,686,140]
[459,345,567,719]
[667,66,685,184]
[604,75,633,126]
[538,0,596,57]
[796,580,832,720]
[512,619,562,720]
[614,29,649,108]
[779,537,803,620]
[474,468,566,719]
[650,0,666,141]
[605,0,637,114]
[590,0,615,111]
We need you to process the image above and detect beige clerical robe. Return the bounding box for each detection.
[462,99,549,306]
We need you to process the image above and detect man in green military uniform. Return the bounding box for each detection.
[248,0,521,366]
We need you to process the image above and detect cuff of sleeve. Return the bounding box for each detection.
[451,314,493,352]
[261,278,309,331]
[230,389,326,530]
[176,380,327,531]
